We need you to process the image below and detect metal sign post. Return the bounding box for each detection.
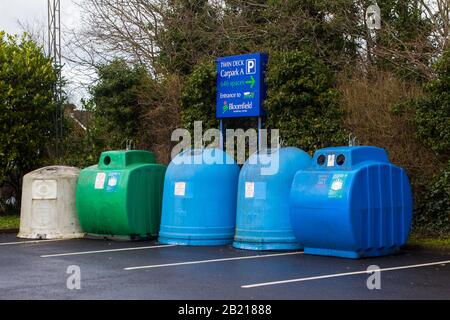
[257,117,262,151]
[219,119,224,150]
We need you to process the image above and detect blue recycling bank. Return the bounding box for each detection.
[159,148,240,246]
[234,147,311,251]
[289,146,413,259]
[216,53,267,118]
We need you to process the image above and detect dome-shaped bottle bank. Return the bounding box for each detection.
[18,166,84,239]
[159,148,240,245]
[233,147,311,250]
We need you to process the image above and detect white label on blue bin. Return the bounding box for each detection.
[328,173,348,198]
[174,182,186,196]
[327,154,335,167]
[245,182,255,198]
[331,178,343,191]
[94,172,106,189]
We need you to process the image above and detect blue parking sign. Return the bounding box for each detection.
[216,53,267,118]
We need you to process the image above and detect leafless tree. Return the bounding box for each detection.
[66,0,164,72]
[353,0,448,79]
[17,18,47,48]
[419,0,449,51]
[67,0,448,82]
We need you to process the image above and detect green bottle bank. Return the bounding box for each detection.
[76,150,166,239]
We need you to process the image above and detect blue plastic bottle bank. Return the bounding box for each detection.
[159,148,240,245]
[234,147,311,250]
[290,146,413,258]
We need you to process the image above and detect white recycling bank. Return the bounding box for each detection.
[18,166,85,239]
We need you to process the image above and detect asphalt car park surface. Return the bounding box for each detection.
[0,233,449,300]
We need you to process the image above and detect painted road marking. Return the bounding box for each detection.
[0,239,66,246]
[125,251,303,270]
[241,259,450,288]
[41,244,177,257]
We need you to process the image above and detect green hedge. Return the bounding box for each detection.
[415,49,450,156]
[415,161,450,236]
[412,49,450,235]
[180,61,218,132]
[265,50,347,153]
[0,33,57,213]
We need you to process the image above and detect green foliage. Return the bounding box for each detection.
[156,0,359,76]
[414,49,450,157]
[415,161,450,236]
[57,59,151,169]
[156,0,221,76]
[374,0,434,80]
[260,0,359,68]
[0,32,57,211]
[0,214,20,229]
[408,235,450,249]
[56,115,101,169]
[410,50,450,235]
[87,59,149,150]
[180,61,218,131]
[377,0,431,40]
[389,49,450,235]
[265,50,348,153]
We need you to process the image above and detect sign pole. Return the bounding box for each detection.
[257,117,262,151]
[219,119,224,151]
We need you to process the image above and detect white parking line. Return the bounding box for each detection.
[0,239,66,246]
[124,251,303,270]
[41,244,177,257]
[241,259,450,288]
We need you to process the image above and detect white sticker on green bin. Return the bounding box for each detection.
[94,172,106,189]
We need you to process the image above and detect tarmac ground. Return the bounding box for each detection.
[0,233,449,300]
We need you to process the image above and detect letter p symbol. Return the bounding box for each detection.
[246,59,256,74]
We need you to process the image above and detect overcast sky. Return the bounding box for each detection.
[0,0,86,105]
[0,0,81,36]
[0,0,47,36]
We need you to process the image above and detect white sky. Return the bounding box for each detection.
[0,0,81,36]
[0,0,47,36]
[0,0,86,106]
